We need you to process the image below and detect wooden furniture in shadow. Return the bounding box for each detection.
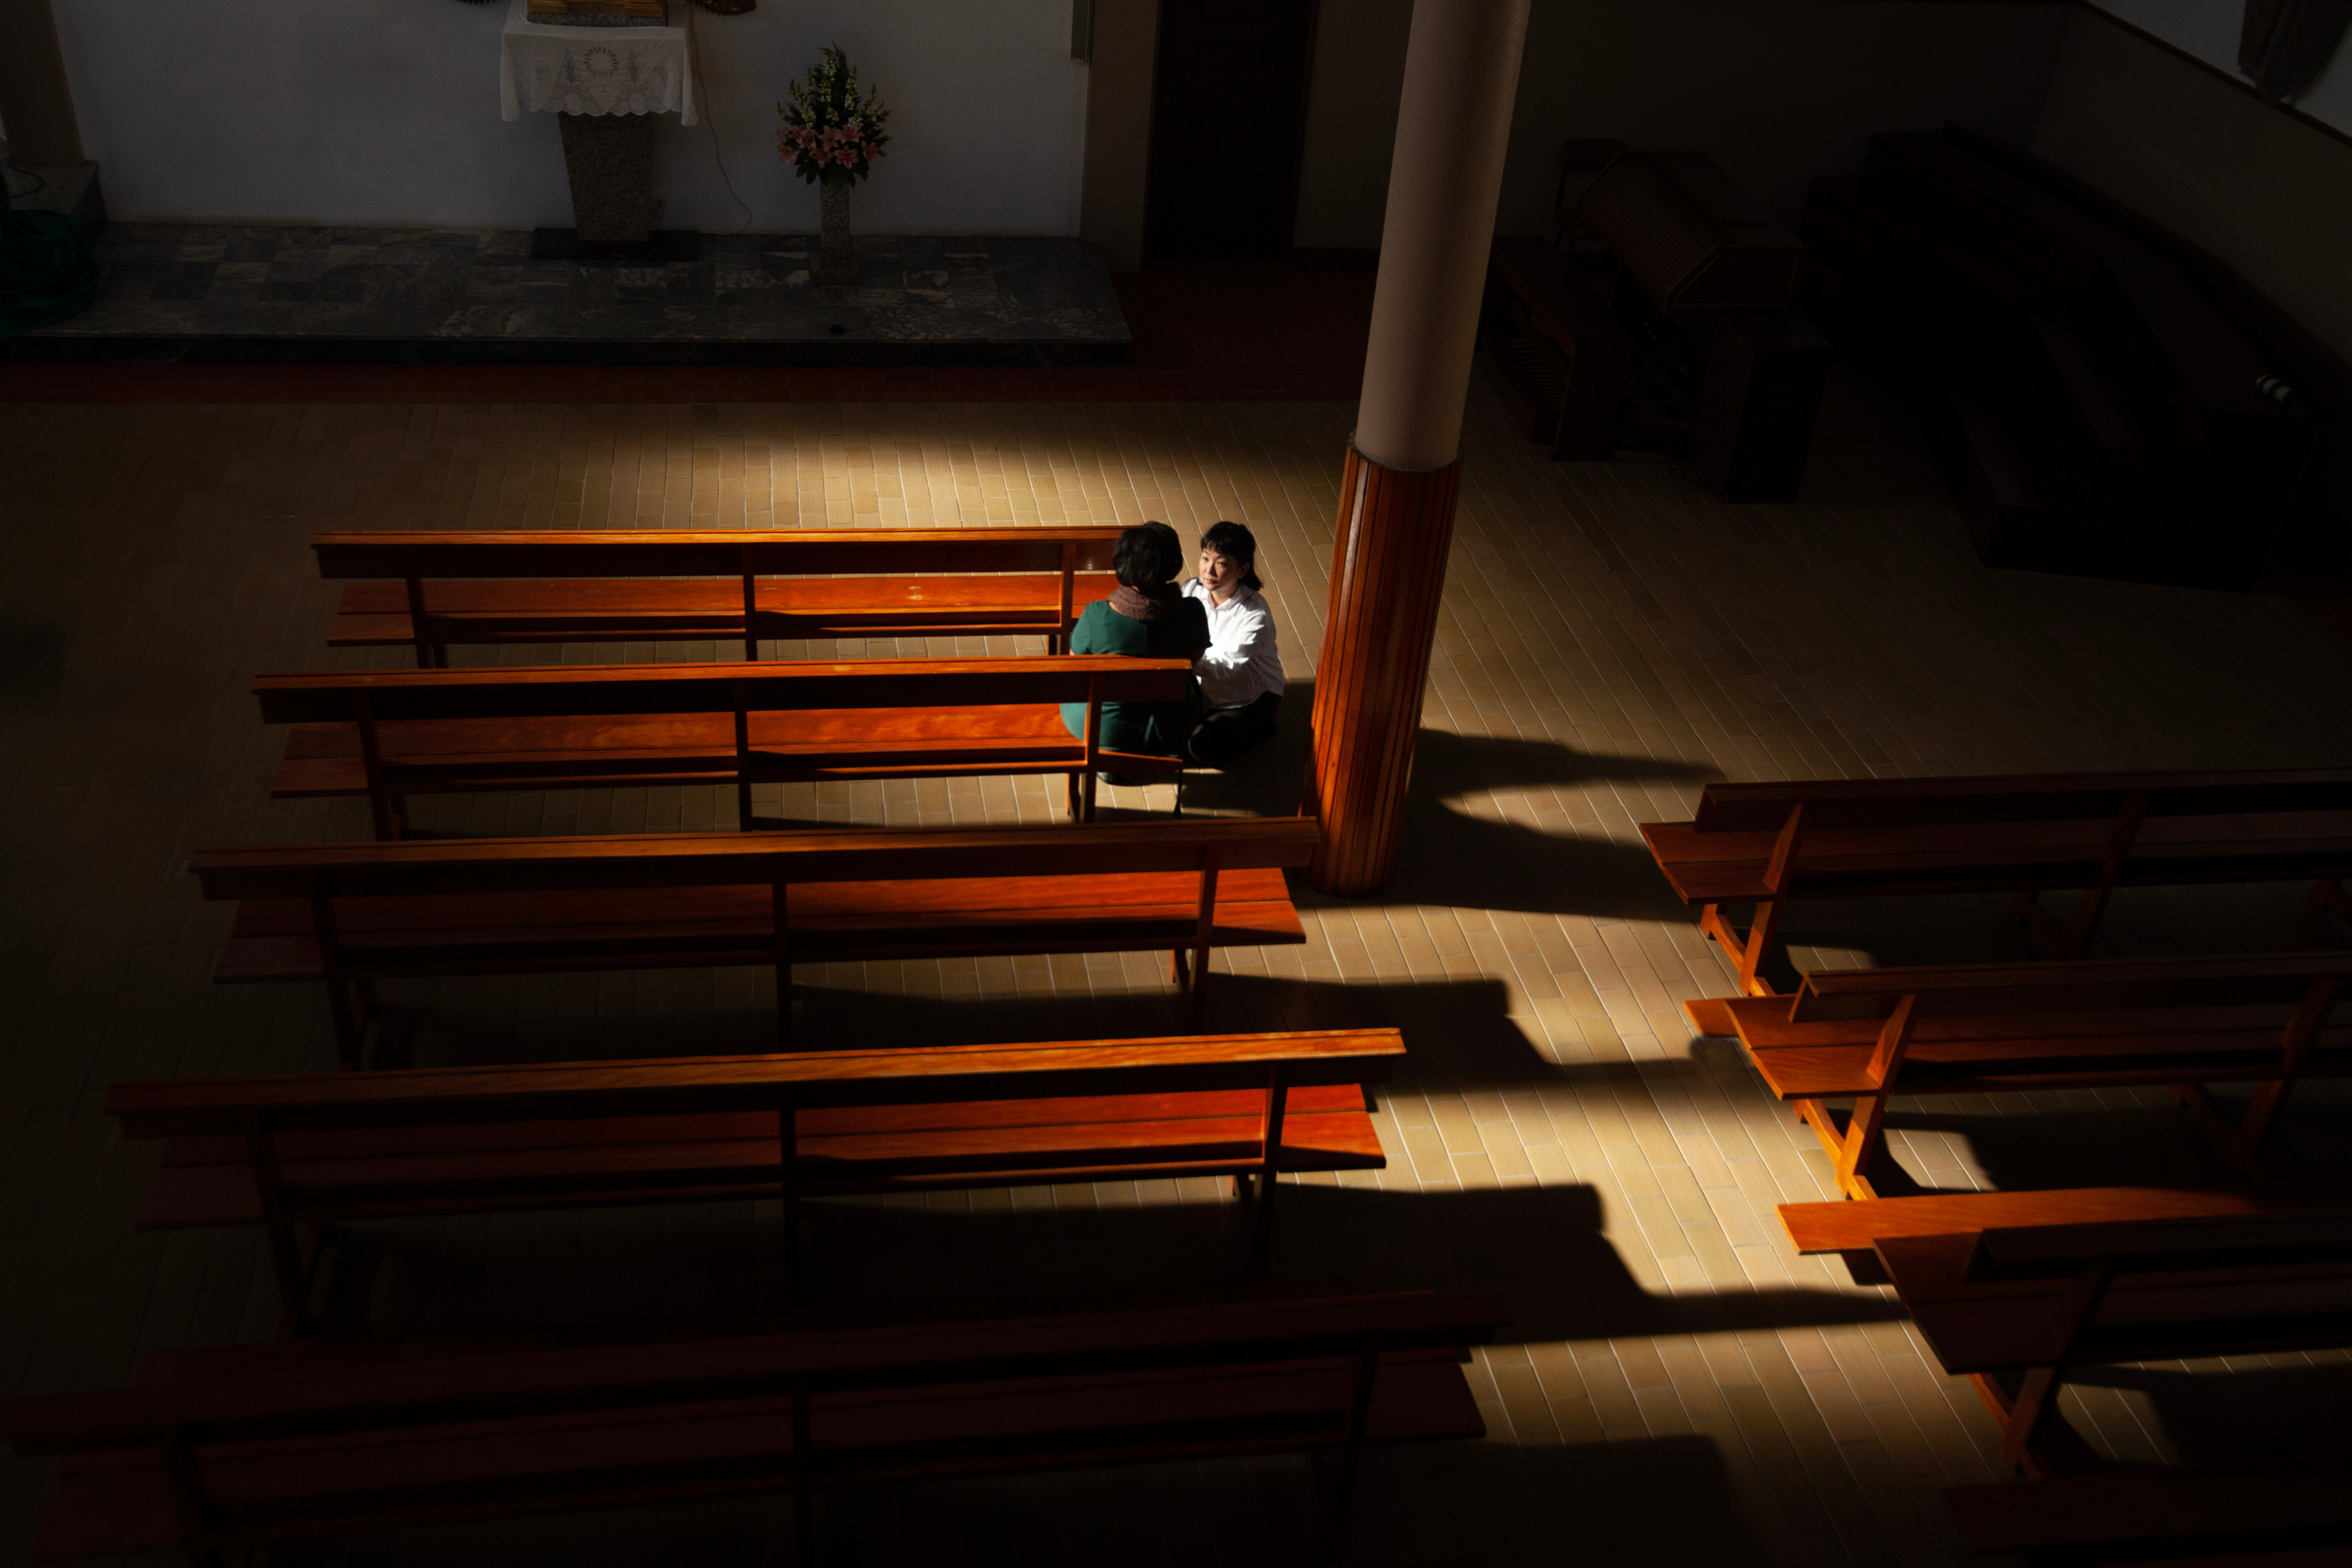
[1874,1200,2352,1476]
[1639,767,2352,1002]
[255,654,1194,838]
[0,1288,1505,1565]
[191,818,1320,1067]
[1942,1471,2352,1563]
[1722,953,2352,1198]
[313,528,1126,666]
[110,1027,1403,1323]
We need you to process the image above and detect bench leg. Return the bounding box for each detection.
[2313,876,2351,921]
[1170,948,1189,988]
[1189,944,1213,1019]
[1700,901,1782,998]
[2169,1081,2277,1179]
[1065,770,1081,822]
[1793,1096,1884,1200]
[324,979,369,1072]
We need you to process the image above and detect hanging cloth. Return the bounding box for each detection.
[0,198,98,342]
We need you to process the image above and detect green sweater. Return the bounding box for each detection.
[1060,595,1211,755]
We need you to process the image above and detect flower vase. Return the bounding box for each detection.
[816,182,856,286]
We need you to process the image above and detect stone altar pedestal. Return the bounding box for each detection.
[499,0,699,260]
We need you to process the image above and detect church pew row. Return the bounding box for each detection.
[1637,767,2352,1002]
[1943,1472,2352,1565]
[1713,952,2351,1197]
[0,1288,1507,1564]
[313,526,1125,665]
[192,819,1319,1069]
[1777,1184,2352,1478]
[255,655,1194,838]
[110,1027,1405,1324]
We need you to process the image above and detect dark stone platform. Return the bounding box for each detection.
[6,225,1130,367]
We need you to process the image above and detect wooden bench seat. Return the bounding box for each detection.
[1843,1194,2352,1475]
[1942,1471,2352,1564]
[1638,768,2352,1000]
[193,819,1319,1067]
[1718,952,2352,1196]
[313,527,1123,665]
[255,656,1194,838]
[0,1287,1507,1564]
[110,1027,1404,1320]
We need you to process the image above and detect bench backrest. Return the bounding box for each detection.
[189,818,1323,902]
[250,656,1191,725]
[1963,1210,2352,1286]
[1687,767,2352,834]
[0,1288,1507,1457]
[312,528,1127,580]
[1787,952,2352,1024]
[106,1029,1404,1138]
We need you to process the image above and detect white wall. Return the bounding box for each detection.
[50,0,1087,234]
[1295,0,2071,250]
[2035,7,2352,364]
[2087,1,2352,137]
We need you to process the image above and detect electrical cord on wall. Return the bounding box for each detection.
[686,3,756,235]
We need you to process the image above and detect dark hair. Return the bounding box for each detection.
[1142,521,1183,581]
[1199,520,1263,592]
[1113,525,1172,589]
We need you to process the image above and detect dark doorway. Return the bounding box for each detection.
[1142,0,1320,260]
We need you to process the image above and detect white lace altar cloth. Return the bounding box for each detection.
[499,0,698,125]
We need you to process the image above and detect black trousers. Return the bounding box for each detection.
[1186,692,1281,767]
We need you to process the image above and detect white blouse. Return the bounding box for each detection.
[1182,578,1285,710]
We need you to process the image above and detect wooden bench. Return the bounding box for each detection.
[1639,768,2352,1002]
[193,818,1319,1068]
[110,1027,1404,1323]
[1720,952,2352,1197]
[1478,235,1632,459]
[256,655,1194,838]
[0,1287,1507,1565]
[316,527,1125,666]
[1808,1190,2352,1476]
[1942,1471,2352,1564]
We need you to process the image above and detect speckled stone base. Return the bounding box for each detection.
[5,224,1132,365]
[558,112,658,245]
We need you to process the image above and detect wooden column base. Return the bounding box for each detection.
[1304,444,1463,896]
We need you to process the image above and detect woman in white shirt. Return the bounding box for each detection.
[1181,521,1285,766]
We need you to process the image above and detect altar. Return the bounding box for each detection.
[499,0,699,260]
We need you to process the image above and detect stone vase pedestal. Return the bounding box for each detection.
[815,182,856,285]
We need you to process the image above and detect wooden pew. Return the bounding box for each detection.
[1479,235,1631,459]
[192,818,1320,1068]
[1638,767,2352,1001]
[110,1028,1405,1323]
[255,655,1194,838]
[1848,1196,2352,1476]
[0,1287,1507,1565]
[1943,1472,2352,1564]
[1720,953,2352,1198]
[315,527,1125,666]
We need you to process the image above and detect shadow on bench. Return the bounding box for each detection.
[1719,952,2352,1197]
[315,526,1127,664]
[192,818,1320,1068]
[111,1027,1404,1327]
[255,655,1194,837]
[0,1287,1506,1566]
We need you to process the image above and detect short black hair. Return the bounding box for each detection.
[1142,521,1184,580]
[1199,520,1263,591]
[1113,525,1170,588]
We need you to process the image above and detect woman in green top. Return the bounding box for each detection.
[1060,524,1211,773]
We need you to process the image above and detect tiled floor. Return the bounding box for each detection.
[4,377,2352,1568]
